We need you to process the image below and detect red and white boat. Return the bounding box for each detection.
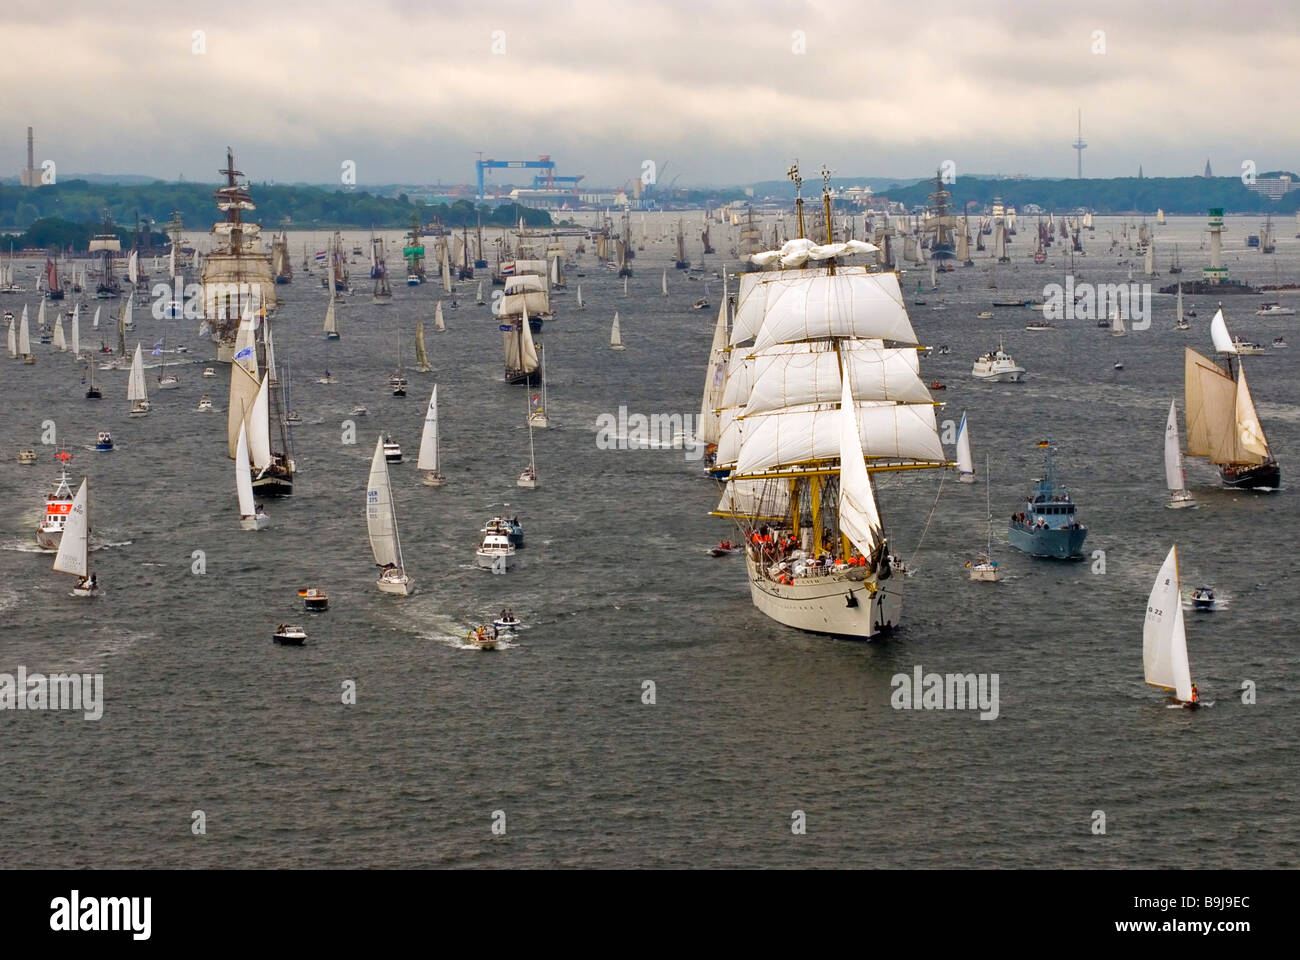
[35,450,76,551]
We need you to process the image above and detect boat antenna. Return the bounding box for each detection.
[788,161,804,240]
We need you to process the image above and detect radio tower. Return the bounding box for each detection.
[1071,109,1087,179]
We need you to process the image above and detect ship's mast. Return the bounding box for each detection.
[788,162,804,240]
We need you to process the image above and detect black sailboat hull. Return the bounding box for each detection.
[505,368,541,387]
[1220,461,1280,490]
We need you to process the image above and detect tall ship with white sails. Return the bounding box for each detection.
[201,148,276,363]
[710,168,948,639]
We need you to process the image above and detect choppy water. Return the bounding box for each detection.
[1,215,1296,867]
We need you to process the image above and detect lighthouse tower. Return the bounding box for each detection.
[1203,208,1228,285]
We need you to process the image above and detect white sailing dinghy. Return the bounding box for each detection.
[955,410,975,483]
[1143,545,1201,708]
[609,311,625,351]
[127,343,150,416]
[1110,305,1126,337]
[52,478,97,596]
[236,422,269,530]
[434,300,446,332]
[418,385,446,486]
[367,434,413,595]
[1164,399,1195,509]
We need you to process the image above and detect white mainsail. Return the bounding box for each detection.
[226,362,260,458]
[6,313,14,357]
[1165,399,1190,495]
[440,241,452,293]
[1175,284,1184,324]
[52,478,90,579]
[1143,545,1193,702]
[71,304,80,355]
[18,305,31,356]
[128,250,139,284]
[955,411,975,478]
[417,385,441,473]
[415,321,431,372]
[1143,241,1155,277]
[53,313,66,351]
[233,312,259,375]
[1110,306,1126,336]
[235,421,257,518]
[37,298,45,330]
[1209,307,1237,354]
[576,284,584,309]
[247,374,272,469]
[662,270,668,296]
[127,344,147,402]
[836,354,882,558]
[434,301,445,332]
[610,312,623,348]
[92,306,100,330]
[323,296,337,336]
[366,435,401,568]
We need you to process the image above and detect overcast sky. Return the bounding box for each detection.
[2,0,1297,188]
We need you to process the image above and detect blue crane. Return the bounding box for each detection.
[476,156,556,200]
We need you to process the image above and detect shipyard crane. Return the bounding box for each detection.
[475,155,556,200]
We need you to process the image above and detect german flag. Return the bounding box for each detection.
[297,589,309,597]
[1037,440,1050,447]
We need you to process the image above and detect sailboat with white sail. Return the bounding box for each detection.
[323,295,339,340]
[1174,283,1188,330]
[1164,399,1195,509]
[1143,545,1200,708]
[517,410,539,489]
[434,300,446,332]
[418,385,446,486]
[52,478,98,596]
[53,310,66,352]
[609,311,624,350]
[367,434,413,594]
[576,284,584,310]
[955,411,975,482]
[1110,305,1126,336]
[127,343,149,416]
[236,422,269,530]
[19,304,33,363]
[696,289,731,476]
[71,304,81,357]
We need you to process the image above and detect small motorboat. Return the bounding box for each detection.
[273,623,308,645]
[1114,361,1124,370]
[299,588,329,612]
[929,380,946,390]
[284,411,303,425]
[1272,336,1287,349]
[467,627,500,650]
[692,297,709,310]
[1025,320,1053,331]
[351,404,368,417]
[493,614,521,631]
[202,367,216,378]
[197,395,213,411]
[383,435,402,463]
[17,449,36,464]
[94,432,113,452]
[157,373,180,390]
[709,540,740,557]
[977,311,994,319]
[1191,586,1216,610]
[316,372,335,384]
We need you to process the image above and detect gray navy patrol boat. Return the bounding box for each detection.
[1008,442,1088,559]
